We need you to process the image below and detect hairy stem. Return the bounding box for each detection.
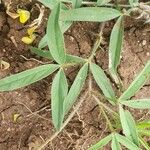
[37,91,89,150]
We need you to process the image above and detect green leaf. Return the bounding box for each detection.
[38,3,72,49]
[97,0,112,5]
[38,0,56,9]
[138,129,150,137]
[60,7,122,22]
[119,61,150,101]
[59,4,72,33]
[51,69,68,130]
[47,2,66,64]
[38,35,47,49]
[128,0,139,7]
[31,47,85,64]
[66,54,86,64]
[31,47,52,59]
[90,63,116,104]
[115,134,140,150]
[63,63,88,115]
[89,134,112,150]
[137,121,150,129]
[121,99,150,109]
[38,0,72,9]
[40,22,72,49]
[119,106,139,146]
[0,64,59,91]
[109,16,124,83]
[111,134,122,150]
[72,0,82,8]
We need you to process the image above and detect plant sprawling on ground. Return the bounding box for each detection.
[0,0,150,149]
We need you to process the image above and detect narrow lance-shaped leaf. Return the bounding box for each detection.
[31,47,52,59]
[51,69,68,130]
[59,3,73,33]
[60,7,122,22]
[137,120,150,129]
[90,63,116,105]
[119,106,139,146]
[138,129,150,137]
[38,0,72,9]
[115,134,141,150]
[39,22,71,49]
[111,134,122,150]
[0,64,59,91]
[39,4,72,49]
[97,0,112,6]
[72,0,82,8]
[47,2,66,64]
[88,134,112,150]
[121,99,150,109]
[63,63,88,115]
[31,47,86,64]
[109,16,124,83]
[38,34,47,49]
[65,54,86,64]
[119,60,150,101]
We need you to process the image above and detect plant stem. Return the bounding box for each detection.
[92,94,118,116]
[92,94,116,132]
[139,136,150,150]
[88,23,105,62]
[37,91,89,150]
[100,104,114,132]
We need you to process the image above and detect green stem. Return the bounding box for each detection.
[139,136,150,150]
[100,105,115,132]
[92,94,118,117]
[88,23,105,62]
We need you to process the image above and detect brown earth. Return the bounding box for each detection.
[0,0,150,150]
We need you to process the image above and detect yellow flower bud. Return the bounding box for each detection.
[22,34,36,45]
[17,9,30,23]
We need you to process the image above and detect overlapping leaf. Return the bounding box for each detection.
[90,63,116,104]
[89,134,112,150]
[0,64,59,91]
[39,5,72,49]
[47,2,66,64]
[63,63,88,115]
[51,69,68,130]
[111,134,122,150]
[60,7,122,22]
[109,16,124,83]
[31,47,86,64]
[115,134,140,150]
[119,106,139,146]
[119,61,150,101]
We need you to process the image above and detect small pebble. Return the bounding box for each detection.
[146,52,150,56]
[142,40,146,46]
